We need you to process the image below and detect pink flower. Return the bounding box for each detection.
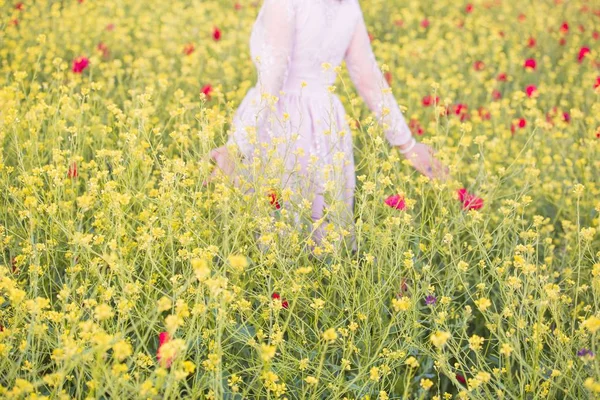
[524,58,537,70]
[578,46,591,63]
[525,85,537,97]
[72,57,89,73]
[385,194,406,210]
[457,188,484,210]
[157,332,173,368]
[465,4,473,13]
[420,19,430,28]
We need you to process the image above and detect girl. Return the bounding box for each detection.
[205,0,448,257]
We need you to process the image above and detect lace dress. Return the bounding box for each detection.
[226,0,413,253]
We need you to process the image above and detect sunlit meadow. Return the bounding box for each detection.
[1,0,599,398]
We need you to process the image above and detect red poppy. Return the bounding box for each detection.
[271,292,289,309]
[456,373,467,385]
[563,112,571,123]
[578,47,591,63]
[384,71,392,86]
[477,107,491,120]
[453,103,469,121]
[457,188,484,210]
[384,194,406,210]
[525,85,537,97]
[15,2,23,10]
[68,162,78,179]
[106,23,115,31]
[10,19,18,26]
[183,43,195,55]
[465,4,473,13]
[201,84,212,100]
[473,60,485,71]
[234,2,242,10]
[97,42,109,58]
[579,25,585,33]
[394,19,404,27]
[559,38,567,46]
[518,118,527,128]
[497,73,507,82]
[527,37,536,48]
[498,31,505,38]
[518,13,526,22]
[524,59,537,70]
[267,189,281,210]
[157,332,173,368]
[595,76,600,89]
[593,31,599,41]
[408,118,424,135]
[560,22,569,34]
[213,27,221,41]
[492,89,502,100]
[420,19,430,28]
[72,57,89,74]
[422,95,439,107]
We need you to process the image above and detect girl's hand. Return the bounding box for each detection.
[398,142,450,181]
[202,145,238,186]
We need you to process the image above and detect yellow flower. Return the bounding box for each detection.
[112,340,132,361]
[405,356,419,368]
[475,297,492,312]
[192,258,211,281]
[499,343,513,357]
[430,331,451,349]
[227,255,248,273]
[392,297,411,312]
[322,328,338,342]
[582,316,600,333]
[305,376,319,384]
[420,378,434,390]
[469,335,484,351]
[369,366,380,381]
[94,304,114,321]
[260,343,276,362]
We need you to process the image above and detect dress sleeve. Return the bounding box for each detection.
[343,4,413,147]
[226,0,296,160]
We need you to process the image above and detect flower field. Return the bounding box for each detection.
[1,0,600,398]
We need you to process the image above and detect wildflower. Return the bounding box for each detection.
[578,348,595,360]
[465,4,473,13]
[527,37,536,47]
[578,46,591,63]
[405,356,419,368]
[369,366,380,381]
[183,43,195,55]
[456,373,467,385]
[213,27,221,41]
[94,304,114,320]
[67,162,78,178]
[259,343,276,362]
[392,296,411,312]
[157,331,173,368]
[421,19,430,28]
[420,378,434,390]
[560,22,569,34]
[524,58,537,70]
[473,60,485,71]
[97,42,109,58]
[227,255,248,273]
[499,343,513,357]
[271,292,289,309]
[72,56,89,73]
[322,328,338,342]
[469,335,484,351]
[305,376,318,385]
[430,331,451,349]
[497,72,507,81]
[457,188,484,210]
[492,89,502,100]
[425,295,437,305]
[201,84,212,100]
[267,189,281,209]
[525,85,537,97]
[585,378,600,393]
[385,194,406,210]
[112,340,132,361]
[422,95,439,107]
[192,258,210,281]
[475,297,492,312]
[582,316,600,333]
